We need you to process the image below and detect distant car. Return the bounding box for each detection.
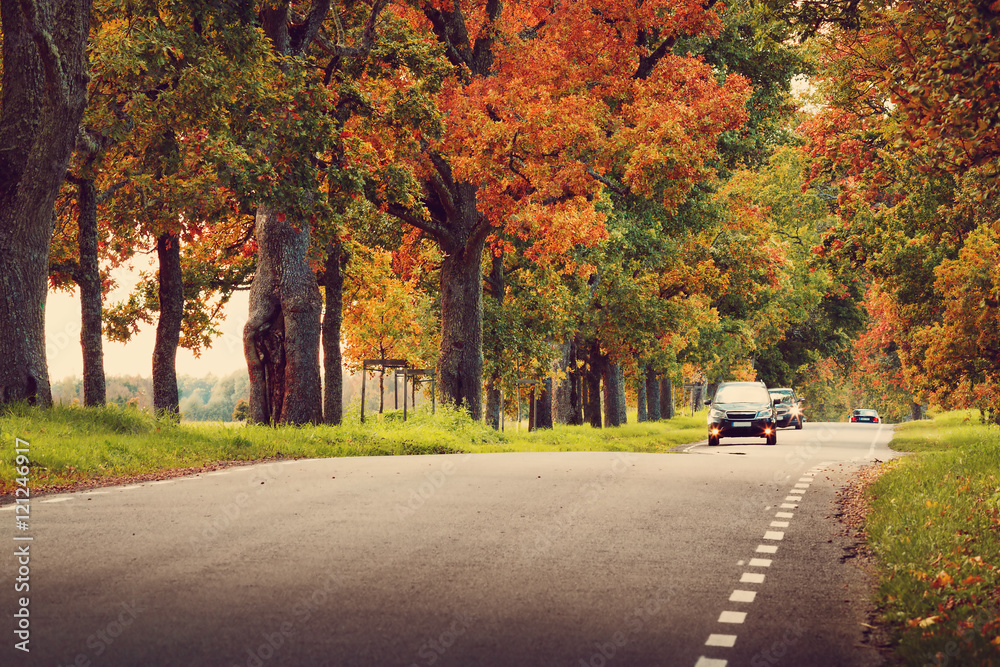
[850,409,881,424]
[705,381,777,447]
[769,388,805,430]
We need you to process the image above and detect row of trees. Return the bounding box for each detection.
[2,0,994,426]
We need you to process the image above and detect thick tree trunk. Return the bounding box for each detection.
[535,378,553,429]
[584,339,603,428]
[660,376,674,419]
[645,367,660,421]
[437,211,485,421]
[77,177,105,406]
[0,0,92,406]
[637,366,648,422]
[484,252,504,429]
[603,363,626,427]
[152,233,183,415]
[555,335,584,425]
[321,241,345,425]
[910,400,922,422]
[244,205,323,425]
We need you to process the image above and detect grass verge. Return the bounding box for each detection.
[0,402,706,497]
[865,410,1000,663]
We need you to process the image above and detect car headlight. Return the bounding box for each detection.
[755,409,773,419]
[789,405,800,415]
[708,409,726,421]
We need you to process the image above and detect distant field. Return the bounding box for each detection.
[0,402,707,497]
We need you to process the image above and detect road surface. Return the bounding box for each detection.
[2,421,896,666]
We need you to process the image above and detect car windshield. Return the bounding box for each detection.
[857,409,878,416]
[769,390,793,402]
[715,385,768,404]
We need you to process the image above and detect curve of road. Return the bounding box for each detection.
[2,421,896,666]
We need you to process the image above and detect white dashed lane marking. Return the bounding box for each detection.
[706,634,738,648]
[695,657,727,667]
[694,464,828,667]
[718,611,747,624]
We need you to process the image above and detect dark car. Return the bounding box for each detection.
[769,388,805,429]
[705,381,777,447]
[850,409,881,424]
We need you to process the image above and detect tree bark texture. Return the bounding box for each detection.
[645,367,661,421]
[637,368,648,422]
[321,241,344,425]
[436,196,487,421]
[484,252,504,429]
[584,339,603,428]
[554,334,584,425]
[535,378,553,429]
[0,0,92,406]
[153,233,183,415]
[77,177,105,406]
[243,205,323,425]
[603,362,626,427]
[660,377,674,419]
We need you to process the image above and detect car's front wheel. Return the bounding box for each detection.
[708,434,720,447]
[766,431,777,446]
[794,417,803,430]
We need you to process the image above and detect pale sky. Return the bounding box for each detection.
[45,259,249,381]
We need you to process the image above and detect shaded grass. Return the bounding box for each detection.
[0,402,706,495]
[866,410,1000,663]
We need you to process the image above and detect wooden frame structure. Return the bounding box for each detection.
[360,359,409,423]
[395,368,436,421]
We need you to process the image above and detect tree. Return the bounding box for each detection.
[384,0,751,419]
[0,0,92,406]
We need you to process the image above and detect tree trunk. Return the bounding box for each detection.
[910,400,922,422]
[437,207,486,420]
[244,205,323,425]
[583,339,603,428]
[0,0,92,406]
[645,367,660,421]
[660,376,674,419]
[152,233,183,415]
[527,387,535,431]
[603,363,626,427]
[536,378,553,429]
[484,252,504,429]
[321,241,344,425]
[77,177,105,406]
[637,366,648,422]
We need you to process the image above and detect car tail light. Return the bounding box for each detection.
[850,416,857,422]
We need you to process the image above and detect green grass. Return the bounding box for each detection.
[866,410,1000,663]
[0,402,706,495]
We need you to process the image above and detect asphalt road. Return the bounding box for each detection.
[2,421,896,666]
